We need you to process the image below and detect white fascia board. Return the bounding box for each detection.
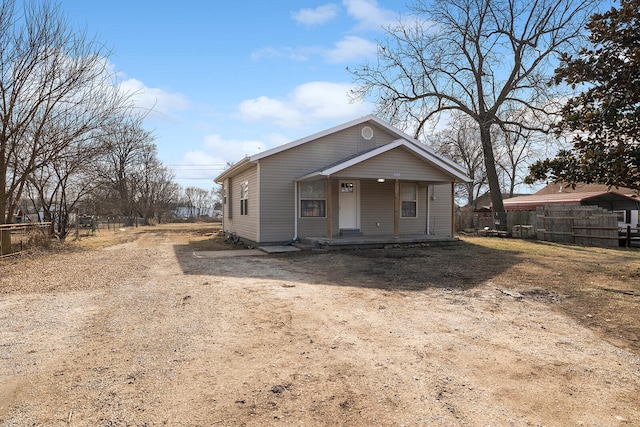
[213,156,252,183]
[301,139,470,182]
[332,139,470,182]
[296,172,324,181]
[403,141,471,182]
[403,138,469,178]
[247,114,469,181]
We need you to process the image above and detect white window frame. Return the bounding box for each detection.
[240,181,249,215]
[300,181,326,218]
[401,183,418,218]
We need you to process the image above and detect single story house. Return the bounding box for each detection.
[214,115,470,247]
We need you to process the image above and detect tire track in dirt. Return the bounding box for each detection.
[1,232,639,426]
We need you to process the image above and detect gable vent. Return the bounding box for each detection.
[359,125,375,151]
[361,126,374,140]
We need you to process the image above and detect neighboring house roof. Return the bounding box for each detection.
[536,182,639,197]
[503,191,640,211]
[463,192,530,211]
[215,115,470,183]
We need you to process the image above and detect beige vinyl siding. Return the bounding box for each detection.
[226,166,258,242]
[297,179,340,238]
[222,178,230,233]
[399,184,427,234]
[360,180,395,235]
[428,184,454,237]
[358,181,435,236]
[333,147,453,182]
[258,126,400,242]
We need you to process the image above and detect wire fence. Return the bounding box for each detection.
[0,222,52,257]
[101,216,147,231]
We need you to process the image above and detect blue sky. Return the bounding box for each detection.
[60,0,407,190]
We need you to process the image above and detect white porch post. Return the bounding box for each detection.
[394,179,400,238]
[451,182,455,237]
[293,181,298,241]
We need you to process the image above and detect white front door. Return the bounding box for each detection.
[339,180,359,229]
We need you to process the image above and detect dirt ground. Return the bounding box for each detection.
[0,224,639,426]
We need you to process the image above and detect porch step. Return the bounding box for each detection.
[339,228,362,237]
[294,238,328,252]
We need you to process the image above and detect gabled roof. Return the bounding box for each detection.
[297,139,469,182]
[503,191,640,211]
[536,182,639,197]
[215,115,469,183]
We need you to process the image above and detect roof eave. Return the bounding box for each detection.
[213,157,252,183]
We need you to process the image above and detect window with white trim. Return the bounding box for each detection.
[240,182,249,215]
[300,181,326,217]
[401,184,417,217]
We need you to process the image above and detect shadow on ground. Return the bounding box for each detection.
[173,240,522,292]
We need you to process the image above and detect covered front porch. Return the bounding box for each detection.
[296,175,456,240]
[293,139,466,243]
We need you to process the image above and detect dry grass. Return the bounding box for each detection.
[8,224,640,354]
[73,222,224,251]
[287,235,640,354]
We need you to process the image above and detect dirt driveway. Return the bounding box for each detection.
[0,227,638,426]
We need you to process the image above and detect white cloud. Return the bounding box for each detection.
[178,133,294,178]
[238,81,372,129]
[119,78,190,120]
[238,96,305,128]
[176,151,227,180]
[250,46,320,62]
[203,134,266,159]
[324,36,377,63]
[252,0,395,65]
[291,4,340,26]
[251,36,376,65]
[176,134,266,180]
[343,0,398,30]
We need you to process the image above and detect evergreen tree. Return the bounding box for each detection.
[527,0,640,191]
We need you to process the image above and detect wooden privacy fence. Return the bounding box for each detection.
[0,222,52,257]
[535,205,619,248]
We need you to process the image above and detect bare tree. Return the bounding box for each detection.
[210,186,223,212]
[24,115,110,238]
[431,113,486,207]
[0,0,130,251]
[94,117,153,216]
[494,106,561,197]
[134,143,179,223]
[350,0,596,229]
[181,186,212,218]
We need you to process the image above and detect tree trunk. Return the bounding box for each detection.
[480,123,507,230]
[0,229,12,255]
[0,168,14,254]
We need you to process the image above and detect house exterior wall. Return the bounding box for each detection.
[399,184,429,235]
[356,181,454,236]
[428,184,454,237]
[221,119,461,244]
[223,166,259,242]
[258,125,399,243]
[360,180,395,235]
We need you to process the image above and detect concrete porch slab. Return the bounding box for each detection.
[192,249,266,258]
[258,245,301,253]
[300,234,460,250]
